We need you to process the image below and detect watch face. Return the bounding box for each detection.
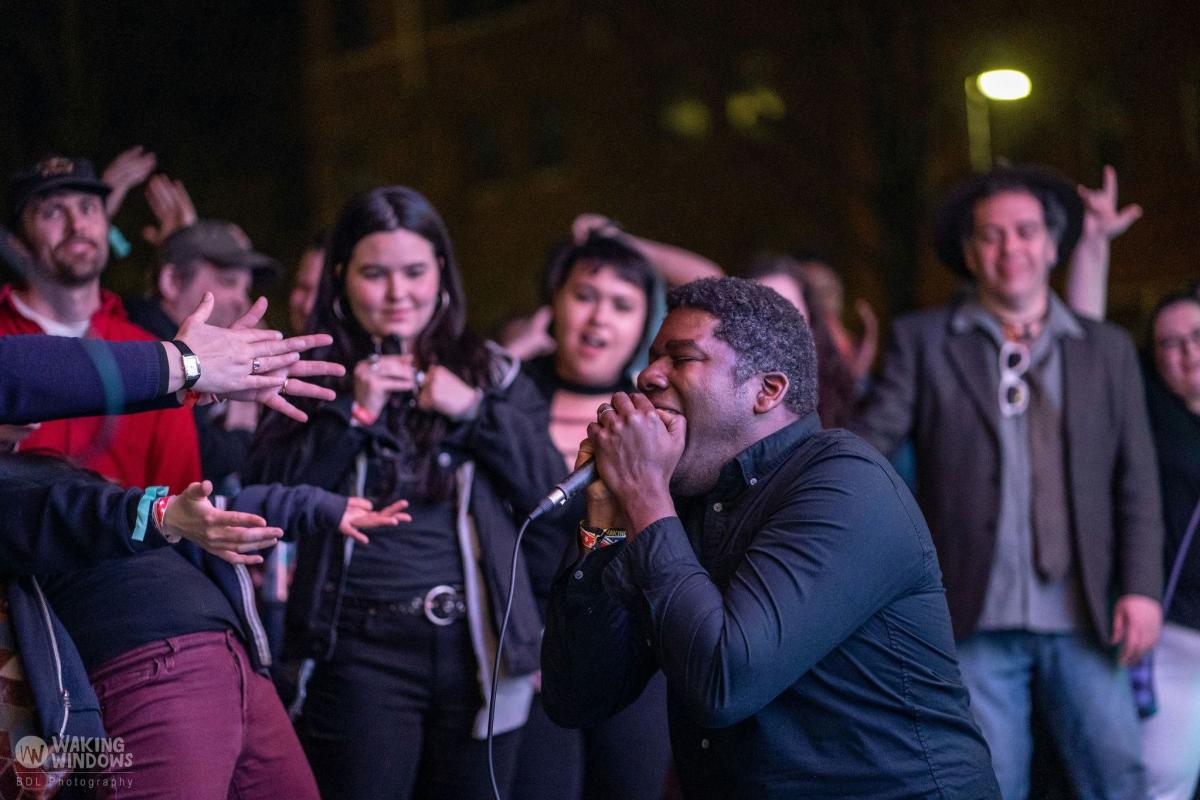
[183,354,201,380]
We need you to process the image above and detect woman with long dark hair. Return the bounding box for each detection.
[245,186,563,799]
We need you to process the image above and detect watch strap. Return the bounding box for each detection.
[172,340,201,390]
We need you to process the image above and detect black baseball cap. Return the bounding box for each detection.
[7,155,111,225]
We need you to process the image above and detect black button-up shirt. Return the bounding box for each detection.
[542,414,999,799]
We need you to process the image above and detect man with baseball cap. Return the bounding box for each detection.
[0,153,203,490]
[851,163,1164,799]
[1,154,327,798]
[126,219,282,486]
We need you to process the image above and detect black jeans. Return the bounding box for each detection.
[298,605,521,800]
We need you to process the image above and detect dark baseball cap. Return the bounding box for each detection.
[7,155,111,225]
[158,220,281,279]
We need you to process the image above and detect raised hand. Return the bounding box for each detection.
[572,213,622,244]
[1079,165,1142,242]
[500,305,556,361]
[162,480,284,565]
[142,174,198,246]
[102,145,157,219]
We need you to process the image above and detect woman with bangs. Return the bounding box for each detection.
[511,232,677,800]
[245,185,563,800]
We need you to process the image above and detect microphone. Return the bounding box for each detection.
[527,462,596,521]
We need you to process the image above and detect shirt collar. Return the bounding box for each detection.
[708,412,821,501]
[949,291,1084,344]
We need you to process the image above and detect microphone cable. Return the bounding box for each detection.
[487,513,534,800]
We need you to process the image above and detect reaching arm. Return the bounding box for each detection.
[0,458,285,572]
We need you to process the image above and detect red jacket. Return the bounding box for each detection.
[0,285,201,493]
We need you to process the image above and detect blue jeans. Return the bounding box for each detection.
[956,630,1145,800]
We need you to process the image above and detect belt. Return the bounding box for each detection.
[341,585,466,626]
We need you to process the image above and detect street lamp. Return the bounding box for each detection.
[965,69,1032,171]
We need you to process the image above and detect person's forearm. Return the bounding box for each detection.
[160,341,186,393]
[626,234,723,287]
[1064,234,1110,320]
[0,468,169,574]
[0,337,172,424]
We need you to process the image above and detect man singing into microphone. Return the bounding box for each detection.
[540,277,999,799]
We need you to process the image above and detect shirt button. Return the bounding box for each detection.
[437,452,452,468]
[748,477,758,486]
[573,570,584,580]
[700,738,710,749]
[712,502,723,512]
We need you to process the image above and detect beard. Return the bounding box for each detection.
[48,238,107,286]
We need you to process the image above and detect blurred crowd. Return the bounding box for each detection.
[0,145,1197,800]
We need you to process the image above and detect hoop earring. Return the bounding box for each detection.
[333,296,346,321]
[437,288,450,312]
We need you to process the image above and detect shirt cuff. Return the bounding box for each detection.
[602,516,691,607]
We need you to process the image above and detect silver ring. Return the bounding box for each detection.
[251,358,262,374]
[597,403,614,421]
[280,378,290,395]
[414,369,427,390]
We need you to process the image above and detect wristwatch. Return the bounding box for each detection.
[172,340,202,390]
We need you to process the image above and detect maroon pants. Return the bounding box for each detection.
[89,630,318,800]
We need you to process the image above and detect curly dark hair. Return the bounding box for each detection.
[668,276,817,416]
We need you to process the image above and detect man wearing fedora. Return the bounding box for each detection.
[852,164,1164,800]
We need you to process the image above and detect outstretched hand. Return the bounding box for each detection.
[218,296,344,422]
[337,497,412,544]
[163,481,283,565]
[176,294,344,422]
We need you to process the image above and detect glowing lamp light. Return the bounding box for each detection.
[975,69,1032,101]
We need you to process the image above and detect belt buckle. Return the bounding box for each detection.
[423,584,460,626]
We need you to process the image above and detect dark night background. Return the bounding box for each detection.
[2,0,1197,338]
